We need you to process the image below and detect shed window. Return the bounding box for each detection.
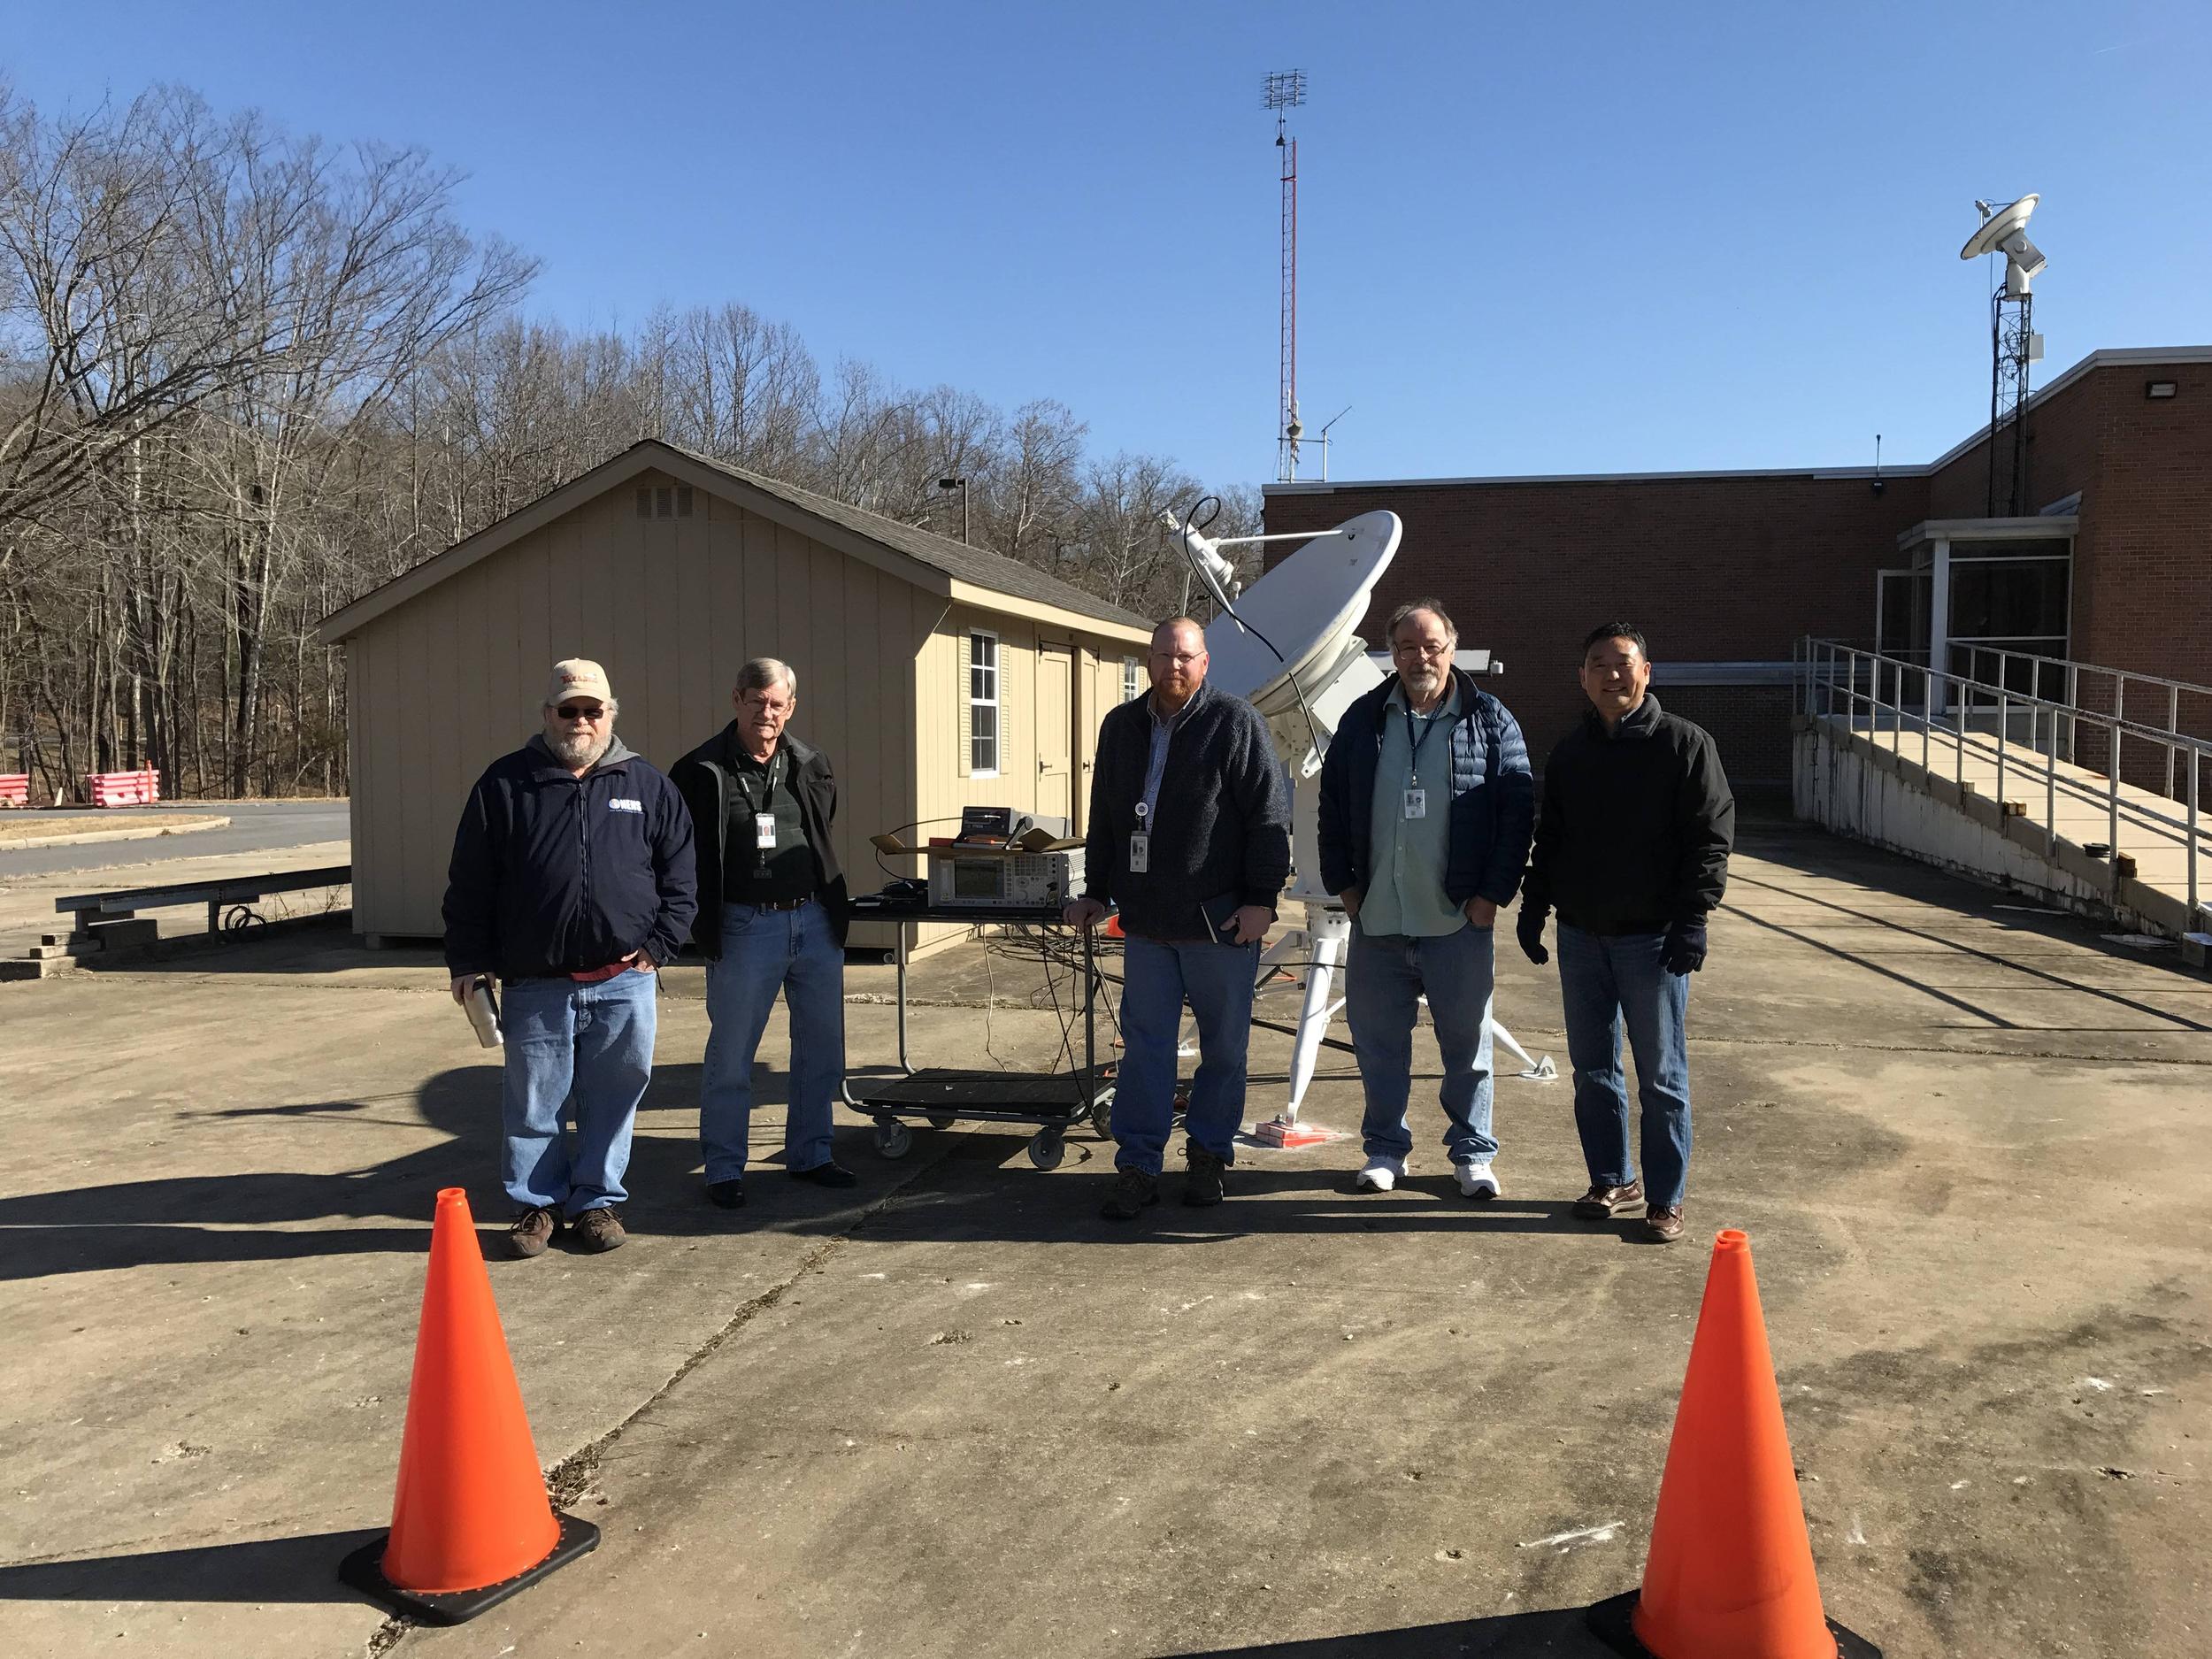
[969,631,1000,776]
[1121,657,1142,703]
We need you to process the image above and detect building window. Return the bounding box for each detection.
[969,631,1000,776]
[1122,657,1142,703]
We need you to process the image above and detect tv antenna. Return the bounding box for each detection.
[1961,195,2047,516]
[1263,70,1307,482]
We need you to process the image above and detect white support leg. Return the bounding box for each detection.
[1491,1018,1558,1082]
[1284,904,1351,1123]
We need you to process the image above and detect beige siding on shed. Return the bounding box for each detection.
[346,472,935,943]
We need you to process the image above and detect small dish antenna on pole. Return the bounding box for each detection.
[1961,195,2047,516]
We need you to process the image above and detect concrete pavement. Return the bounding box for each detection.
[0,818,2207,1658]
[0,800,349,880]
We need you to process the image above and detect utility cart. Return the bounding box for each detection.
[844,891,1115,1170]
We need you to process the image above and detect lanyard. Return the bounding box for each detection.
[741,752,782,817]
[1403,702,1449,787]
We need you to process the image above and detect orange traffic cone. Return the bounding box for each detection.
[340,1187,598,1624]
[1588,1228,1879,1658]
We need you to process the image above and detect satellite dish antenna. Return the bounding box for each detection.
[1961,193,2045,296]
[1157,507,1555,1141]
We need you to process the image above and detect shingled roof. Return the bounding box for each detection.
[667,445,1154,634]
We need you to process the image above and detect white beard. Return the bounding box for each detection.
[545,726,612,770]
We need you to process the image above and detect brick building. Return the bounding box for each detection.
[1262,346,2212,788]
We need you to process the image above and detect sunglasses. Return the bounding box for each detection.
[555,704,608,721]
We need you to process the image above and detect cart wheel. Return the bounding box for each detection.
[1027,1130,1065,1171]
[1088,1099,1113,1139]
[926,1111,957,1132]
[874,1119,913,1160]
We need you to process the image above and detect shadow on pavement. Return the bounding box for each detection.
[1164,1606,1610,1655]
[0,1527,385,1605]
[0,1047,1632,1278]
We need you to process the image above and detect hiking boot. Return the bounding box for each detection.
[1183,1148,1226,1208]
[1572,1179,1645,1219]
[1643,1205,1685,1243]
[572,1207,627,1253]
[1101,1167,1159,1220]
[509,1207,558,1259]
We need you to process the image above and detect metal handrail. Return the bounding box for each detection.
[1797,637,2207,926]
[1949,641,2212,802]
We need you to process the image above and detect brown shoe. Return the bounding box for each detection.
[572,1208,627,1253]
[1572,1179,1645,1219]
[1643,1205,1685,1243]
[509,1206,559,1258]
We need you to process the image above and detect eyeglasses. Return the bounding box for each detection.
[1149,651,1206,667]
[555,704,608,721]
[1394,641,1452,658]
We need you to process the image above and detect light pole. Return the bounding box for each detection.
[936,475,969,545]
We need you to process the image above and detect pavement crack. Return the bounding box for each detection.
[378,1135,960,1652]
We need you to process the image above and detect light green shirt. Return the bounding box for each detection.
[1360,680,1467,938]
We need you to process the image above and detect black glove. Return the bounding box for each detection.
[1516,903,1550,966]
[1663,917,1708,976]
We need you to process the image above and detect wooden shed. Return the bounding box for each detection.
[316,440,1155,950]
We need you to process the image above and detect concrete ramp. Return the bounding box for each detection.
[1795,711,2210,947]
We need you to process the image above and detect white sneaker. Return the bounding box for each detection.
[1351,1156,1404,1193]
[1455,1161,1502,1201]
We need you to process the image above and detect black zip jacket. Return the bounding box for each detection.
[442,736,698,981]
[670,724,849,956]
[1522,693,1735,934]
[1081,680,1291,941]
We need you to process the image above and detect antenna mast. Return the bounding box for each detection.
[1263,70,1307,482]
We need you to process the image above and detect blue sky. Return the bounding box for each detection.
[8,1,2206,488]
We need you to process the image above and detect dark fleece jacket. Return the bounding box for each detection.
[1080,680,1291,941]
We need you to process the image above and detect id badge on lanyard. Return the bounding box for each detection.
[1130,801,1151,873]
[751,756,780,854]
[1402,787,1427,820]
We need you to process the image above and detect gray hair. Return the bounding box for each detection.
[736,657,797,697]
[1386,600,1458,647]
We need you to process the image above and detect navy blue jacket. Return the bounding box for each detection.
[1081,680,1292,941]
[1317,668,1535,910]
[442,736,698,981]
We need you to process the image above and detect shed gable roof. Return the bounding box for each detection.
[318,439,1153,643]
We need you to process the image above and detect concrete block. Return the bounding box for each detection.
[84,917,160,948]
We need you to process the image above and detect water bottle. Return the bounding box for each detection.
[463,978,503,1048]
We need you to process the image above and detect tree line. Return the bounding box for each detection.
[0,82,1258,803]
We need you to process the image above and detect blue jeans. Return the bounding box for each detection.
[701,899,845,1181]
[500,968,658,1216]
[1114,936,1257,1175]
[1557,923,1693,1207]
[1346,923,1498,1166]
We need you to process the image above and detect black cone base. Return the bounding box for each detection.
[340,1510,600,1625]
[1586,1590,1882,1659]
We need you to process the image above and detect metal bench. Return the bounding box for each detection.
[53,864,352,938]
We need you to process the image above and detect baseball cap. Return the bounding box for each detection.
[546,659,614,707]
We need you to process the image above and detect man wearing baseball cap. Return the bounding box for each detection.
[443,659,697,1257]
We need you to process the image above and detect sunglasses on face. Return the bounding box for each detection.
[555,704,607,721]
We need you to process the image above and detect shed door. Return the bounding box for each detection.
[1035,645,1073,824]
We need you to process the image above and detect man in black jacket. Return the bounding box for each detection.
[1517,625,1735,1242]
[672,657,855,1211]
[1064,617,1291,1219]
[444,659,697,1258]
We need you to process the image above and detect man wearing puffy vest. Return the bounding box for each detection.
[1318,600,1535,1201]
